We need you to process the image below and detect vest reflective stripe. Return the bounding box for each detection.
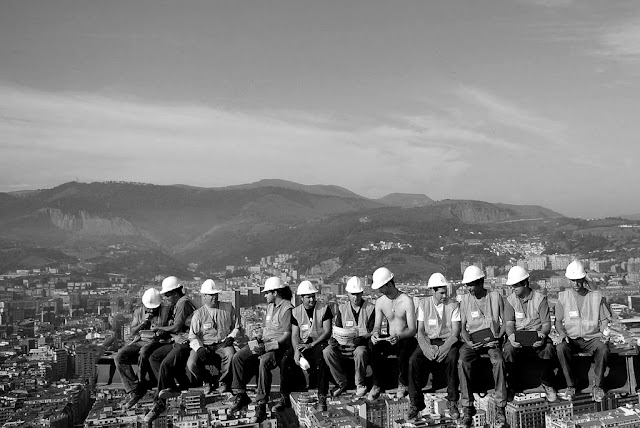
[461,291,501,335]
[263,300,294,342]
[293,303,328,342]
[419,296,457,339]
[558,290,602,340]
[193,302,235,344]
[339,301,374,334]
[507,290,544,332]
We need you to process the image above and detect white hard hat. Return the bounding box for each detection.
[297,280,319,295]
[345,276,365,293]
[461,265,485,284]
[372,267,394,290]
[200,279,222,294]
[427,273,449,289]
[142,288,162,309]
[565,260,587,280]
[160,276,182,294]
[506,266,530,286]
[263,276,284,292]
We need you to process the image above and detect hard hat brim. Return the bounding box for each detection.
[143,302,161,309]
[566,273,587,280]
[160,284,182,294]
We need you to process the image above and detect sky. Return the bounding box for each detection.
[1,0,640,218]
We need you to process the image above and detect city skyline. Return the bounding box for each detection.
[2,1,640,218]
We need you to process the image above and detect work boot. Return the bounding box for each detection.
[122,392,144,410]
[229,393,251,415]
[355,385,367,397]
[405,404,424,420]
[396,384,408,399]
[563,387,576,401]
[158,388,181,400]
[460,406,476,428]
[331,384,348,397]
[593,386,605,403]
[316,394,328,411]
[271,395,291,412]
[367,385,381,401]
[542,384,557,402]
[249,402,267,424]
[447,400,460,419]
[494,406,506,428]
[143,402,165,423]
[218,382,231,394]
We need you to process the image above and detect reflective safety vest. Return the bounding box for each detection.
[263,300,294,342]
[293,303,329,343]
[460,291,502,335]
[419,296,458,340]
[339,301,374,335]
[191,302,236,344]
[507,290,544,332]
[558,290,602,340]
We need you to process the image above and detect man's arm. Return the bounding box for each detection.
[554,300,568,340]
[310,307,333,347]
[188,311,204,350]
[228,304,241,338]
[130,308,149,336]
[538,298,551,337]
[459,304,473,346]
[496,294,506,339]
[397,295,417,340]
[276,308,292,346]
[157,300,194,334]
[371,299,383,343]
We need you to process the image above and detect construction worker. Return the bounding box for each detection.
[187,279,240,394]
[555,260,611,402]
[503,266,557,402]
[458,265,507,428]
[229,277,294,424]
[368,267,417,401]
[144,276,197,423]
[279,280,333,411]
[116,288,164,409]
[406,273,461,420]
[323,276,375,398]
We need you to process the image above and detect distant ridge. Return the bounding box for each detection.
[222,179,366,199]
[377,193,434,208]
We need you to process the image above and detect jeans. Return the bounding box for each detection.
[503,338,556,388]
[114,340,161,394]
[459,343,507,408]
[408,339,459,406]
[370,337,417,388]
[557,337,610,388]
[231,344,289,403]
[187,343,235,386]
[150,343,192,405]
[281,342,329,397]
[323,343,369,388]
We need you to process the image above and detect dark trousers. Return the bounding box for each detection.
[503,338,556,388]
[459,343,507,408]
[370,337,417,388]
[408,339,459,407]
[114,340,162,394]
[281,342,329,397]
[187,343,235,386]
[150,343,192,405]
[557,337,610,388]
[231,344,289,403]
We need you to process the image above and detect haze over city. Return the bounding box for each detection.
[2,0,640,218]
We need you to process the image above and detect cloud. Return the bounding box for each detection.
[0,82,471,198]
[518,0,574,7]
[456,86,567,145]
[597,19,640,62]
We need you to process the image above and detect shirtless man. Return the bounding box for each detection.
[368,267,417,400]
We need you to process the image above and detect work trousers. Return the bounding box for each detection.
[323,343,369,388]
[150,343,192,405]
[231,344,289,403]
[281,342,329,397]
[408,339,460,407]
[187,343,235,386]
[459,343,507,408]
[114,340,161,394]
[370,337,417,388]
[557,337,610,388]
[503,338,556,388]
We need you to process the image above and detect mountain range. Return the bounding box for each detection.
[0,180,565,276]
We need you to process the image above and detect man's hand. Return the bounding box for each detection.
[371,332,380,345]
[223,337,235,348]
[197,347,208,362]
[388,334,400,345]
[552,334,567,345]
[297,343,312,352]
[423,344,438,360]
[532,332,546,348]
[250,343,265,356]
[508,334,521,349]
[436,345,450,363]
[294,350,302,365]
[466,339,483,350]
